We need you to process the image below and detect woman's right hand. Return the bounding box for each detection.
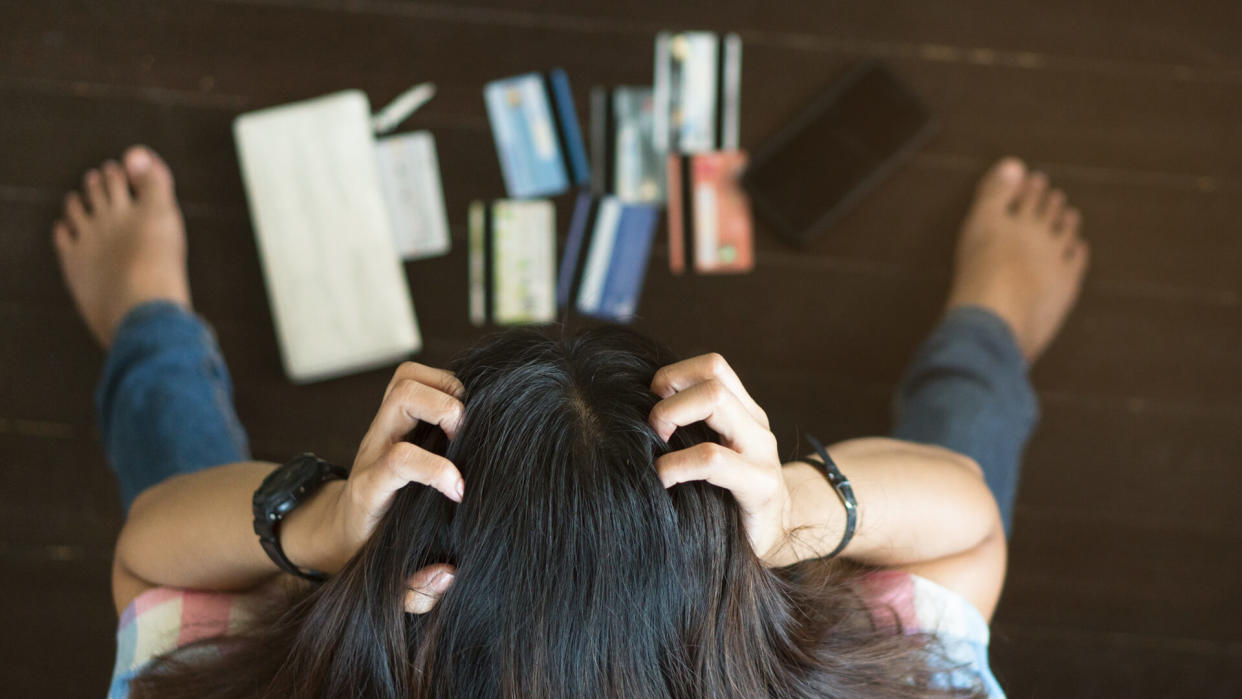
[333,362,467,562]
[647,353,793,565]
[284,361,466,605]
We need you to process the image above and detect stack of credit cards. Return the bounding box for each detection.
[652,31,753,276]
[475,32,752,327]
[484,69,590,199]
[564,84,665,323]
[468,199,557,326]
[557,192,660,322]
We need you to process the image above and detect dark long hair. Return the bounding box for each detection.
[131,326,984,698]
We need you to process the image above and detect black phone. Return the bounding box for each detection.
[741,60,935,247]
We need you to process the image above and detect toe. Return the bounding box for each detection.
[1016,172,1048,217]
[1056,207,1082,237]
[1065,238,1090,271]
[52,220,74,254]
[124,145,175,204]
[83,169,108,213]
[1042,189,1067,225]
[64,192,89,233]
[976,157,1026,208]
[102,160,131,207]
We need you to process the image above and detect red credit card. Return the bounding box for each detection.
[666,151,754,275]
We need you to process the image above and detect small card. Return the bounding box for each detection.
[374,131,451,260]
[666,151,754,275]
[653,31,742,154]
[558,192,659,323]
[468,199,557,326]
[484,69,590,199]
[590,86,665,202]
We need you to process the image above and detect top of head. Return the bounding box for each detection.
[361,326,759,691]
[391,326,741,586]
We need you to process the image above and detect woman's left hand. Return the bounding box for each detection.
[647,353,793,564]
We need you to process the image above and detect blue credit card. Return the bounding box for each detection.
[568,195,658,323]
[557,191,595,309]
[546,70,590,187]
[484,69,589,199]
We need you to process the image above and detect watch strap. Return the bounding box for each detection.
[794,433,858,559]
[253,453,348,582]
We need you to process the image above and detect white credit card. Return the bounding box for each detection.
[576,197,623,313]
[492,199,556,325]
[612,87,665,202]
[374,131,451,261]
[653,31,742,153]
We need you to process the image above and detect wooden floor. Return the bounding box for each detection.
[3,0,1241,695]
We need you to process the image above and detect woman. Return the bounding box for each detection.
[53,147,1087,697]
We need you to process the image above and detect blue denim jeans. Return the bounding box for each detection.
[97,301,250,512]
[99,302,1036,536]
[891,306,1038,538]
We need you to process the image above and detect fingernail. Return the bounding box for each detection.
[433,570,455,589]
[454,478,465,502]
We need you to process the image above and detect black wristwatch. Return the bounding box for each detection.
[252,453,349,582]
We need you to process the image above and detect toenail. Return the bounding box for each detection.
[128,148,151,173]
[998,160,1023,181]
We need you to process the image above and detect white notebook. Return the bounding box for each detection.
[234,90,422,383]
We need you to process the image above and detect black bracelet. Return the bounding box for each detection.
[791,433,858,559]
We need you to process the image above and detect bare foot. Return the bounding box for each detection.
[53,146,192,348]
[945,157,1090,362]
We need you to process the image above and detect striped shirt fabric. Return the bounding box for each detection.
[109,570,1004,697]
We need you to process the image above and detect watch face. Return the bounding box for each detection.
[256,454,323,515]
[269,456,319,490]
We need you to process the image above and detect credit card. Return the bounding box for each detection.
[468,201,488,326]
[374,131,451,260]
[590,86,665,202]
[484,69,589,199]
[468,199,557,326]
[559,193,659,322]
[653,32,742,154]
[666,151,753,274]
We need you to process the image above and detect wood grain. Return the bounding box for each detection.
[1,0,1239,696]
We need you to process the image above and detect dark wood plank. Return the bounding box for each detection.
[989,624,1242,698]
[7,200,1242,433]
[1019,396,1242,536]
[0,433,121,550]
[997,510,1242,643]
[3,0,1241,694]
[10,249,1241,428]
[3,1,1241,182]
[7,108,1241,312]
[0,548,117,699]
[354,0,1242,74]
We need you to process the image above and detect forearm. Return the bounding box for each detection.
[115,461,346,591]
[770,437,1003,568]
